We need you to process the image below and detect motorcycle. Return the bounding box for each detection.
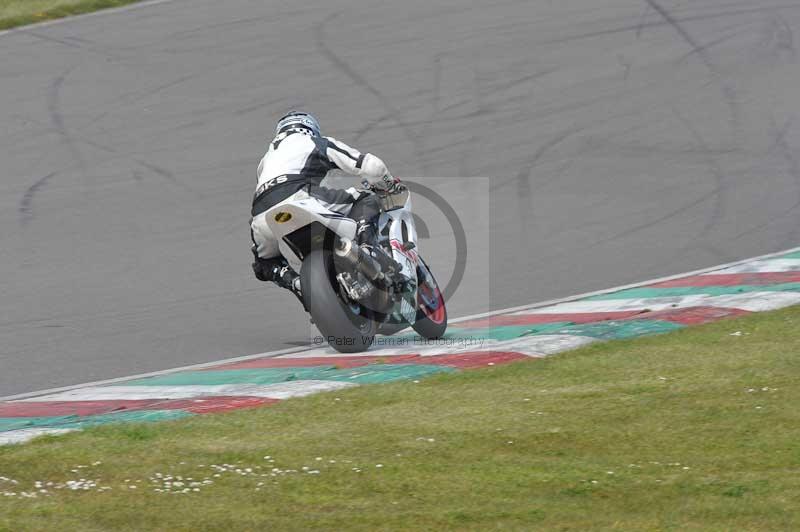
[263,182,448,353]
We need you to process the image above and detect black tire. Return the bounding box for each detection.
[412,259,448,339]
[300,249,376,353]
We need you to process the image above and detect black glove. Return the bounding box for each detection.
[252,261,269,282]
[362,175,404,194]
[386,181,406,195]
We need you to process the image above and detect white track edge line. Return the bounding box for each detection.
[0,0,180,39]
[447,245,800,322]
[2,245,798,402]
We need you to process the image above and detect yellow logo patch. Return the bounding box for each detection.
[274,212,292,223]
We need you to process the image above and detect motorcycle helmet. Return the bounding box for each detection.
[275,111,321,137]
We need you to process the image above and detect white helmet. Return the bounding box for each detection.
[275,111,321,137]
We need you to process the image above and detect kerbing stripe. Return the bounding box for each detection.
[708,258,800,274]
[649,272,800,287]
[512,292,800,315]
[498,335,597,355]
[18,381,357,402]
[5,245,800,404]
[585,283,800,300]
[0,428,77,445]
[457,311,644,328]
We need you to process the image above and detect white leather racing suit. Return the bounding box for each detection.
[250,129,393,260]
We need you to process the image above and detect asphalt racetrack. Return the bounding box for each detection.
[2,0,800,396]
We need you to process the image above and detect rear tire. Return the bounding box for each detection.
[412,258,448,339]
[300,249,376,353]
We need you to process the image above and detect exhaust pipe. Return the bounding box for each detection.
[334,238,384,281]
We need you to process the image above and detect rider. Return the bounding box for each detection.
[250,111,402,294]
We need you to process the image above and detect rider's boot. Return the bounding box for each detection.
[253,258,302,298]
[275,265,302,297]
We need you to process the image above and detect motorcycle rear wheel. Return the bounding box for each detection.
[300,249,376,353]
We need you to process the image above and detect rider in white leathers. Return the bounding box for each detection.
[250,111,401,294]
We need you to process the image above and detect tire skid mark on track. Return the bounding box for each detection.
[643,0,718,71]
[315,11,426,175]
[20,28,124,61]
[17,66,80,227]
[675,23,753,65]
[490,99,658,203]
[668,105,728,238]
[768,115,800,247]
[732,115,800,245]
[540,3,800,48]
[490,126,585,193]
[48,66,83,166]
[18,172,57,227]
[351,112,392,145]
[646,0,744,136]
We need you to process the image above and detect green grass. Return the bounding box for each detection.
[2,307,800,531]
[0,0,143,31]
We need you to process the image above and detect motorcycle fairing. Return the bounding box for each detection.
[264,198,357,272]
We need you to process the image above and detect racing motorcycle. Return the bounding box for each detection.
[262,182,447,353]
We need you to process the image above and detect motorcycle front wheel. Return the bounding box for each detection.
[412,258,448,339]
[300,249,376,353]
